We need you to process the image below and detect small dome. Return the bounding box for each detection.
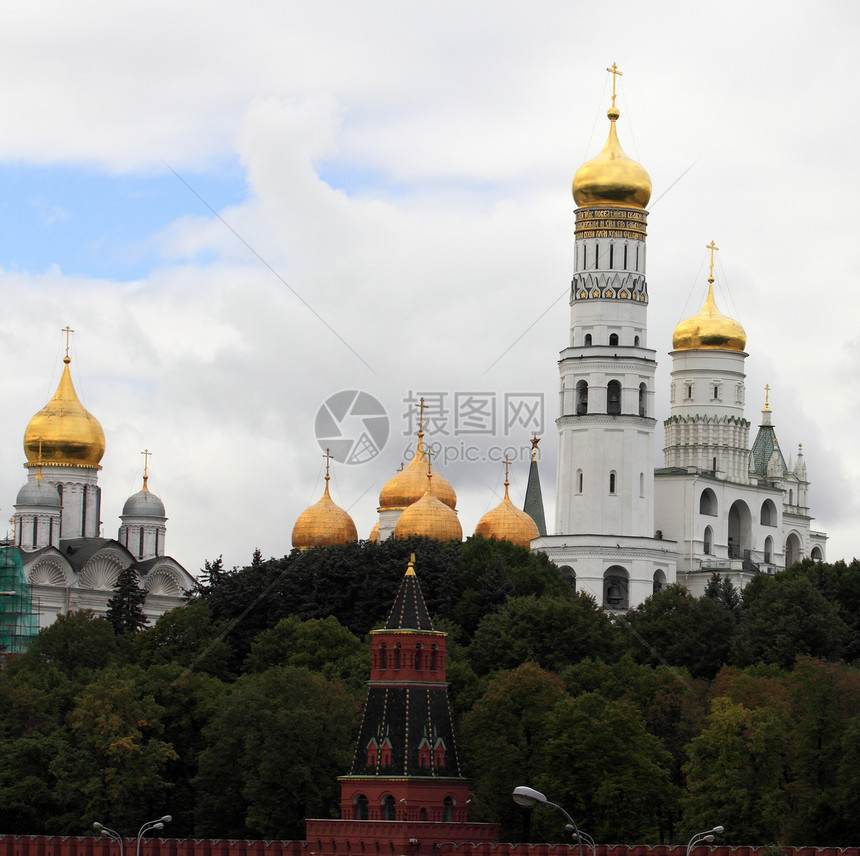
[292,477,358,550]
[122,477,166,518]
[379,432,456,510]
[15,477,61,508]
[394,477,462,542]
[368,521,380,542]
[474,483,539,549]
[24,357,105,469]
[673,284,747,352]
[572,106,651,210]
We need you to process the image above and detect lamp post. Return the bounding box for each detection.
[93,822,124,856]
[137,816,172,856]
[686,826,724,856]
[512,786,591,856]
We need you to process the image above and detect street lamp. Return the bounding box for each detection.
[93,822,124,856]
[137,816,172,856]
[512,786,591,856]
[687,826,724,856]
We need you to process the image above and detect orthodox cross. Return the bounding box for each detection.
[706,240,719,282]
[417,397,426,434]
[141,448,152,478]
[764,384,771,411]
[503,455,512,488]
[61,325,74,360]
[322,447,333,481]
[606,62,623,107]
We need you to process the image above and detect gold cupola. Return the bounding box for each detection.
[572,63,651,210]
[673,242,747,352]
[291,450,358,551]
[474,461,539,549]
[24,343,106,470]
[378,399,456,511]
[394,472,463,542]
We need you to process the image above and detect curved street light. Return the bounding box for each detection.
[93,822,124,856]
[137,816,172,856]
[512,786,591,856]
[687,825,724,856]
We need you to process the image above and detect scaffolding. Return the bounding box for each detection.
[0,541,39,655]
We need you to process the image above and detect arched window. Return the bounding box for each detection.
[414,644,423,670]
[443,797,454,823]
[764,535,773,564]
[609,333,619,346]
[382,795,396,821]
[789,489,794,505]
[576,469,583,494]
[559,565,576,592]
[354,794,369,820]
[607,380,621,415]
[638,383,647,417]
[609,471,617,494]
[584,333,592,346]
[429,645,438,671]
[603,566,629,609]
[379,643,387,670]
[576,380,588,415]
[393,643,401,670]
[760,499,777,526]
[653,569,666,594]
[811,546,823,561]
[785,532,802,567]
[639,472,645,498]
[634,335,640,346]
[703,526,713,555]
[713,457,718,472]
[699,489,718,516]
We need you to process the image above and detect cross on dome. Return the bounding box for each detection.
[606,62,623,108]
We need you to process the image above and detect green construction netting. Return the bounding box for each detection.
[0,545,38,654]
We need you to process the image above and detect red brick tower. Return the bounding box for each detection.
[305,556,498,855]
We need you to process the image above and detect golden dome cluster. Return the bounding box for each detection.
[572,66,651,210]
[475,477,539,549]
[291,451,358,551]
[24,355,105,469]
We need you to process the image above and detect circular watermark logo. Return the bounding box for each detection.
[315,390,389,465]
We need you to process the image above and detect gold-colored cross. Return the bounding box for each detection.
[764,384,770,410]
[503,455,511,485]
[606,62,623,107]
[417,397,426,434]
[61,326,74,359]
[141,448,152,478]
[706,240,719,282]
[322,447,333,480]
[426,445,434,471]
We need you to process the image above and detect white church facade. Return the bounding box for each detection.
[7,339,195,631]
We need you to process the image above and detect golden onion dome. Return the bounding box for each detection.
[474,481,539,549]
[368,521,380,542]
[572,104,651,209]
[24,356,105,469]
[292,475,358,551]
[378,431,456,510]
[672,283,747,352]
[394,476,463,542]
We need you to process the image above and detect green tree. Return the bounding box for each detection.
[194,666,361,839]
[703,573,742,622]
[460,663,568,841]
[682,695,790,844]
[106,566,149,634]
[731,574,848,668]
[468,593,620,676]
[540,691,676,843]
[620,585,736,679]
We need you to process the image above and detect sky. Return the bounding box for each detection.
[1,0,859,575]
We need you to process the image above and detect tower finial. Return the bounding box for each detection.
[706,240,719,284]
[141,448,152,491]
[606,62,623,111]
[406,552,416,576]
[530,434,540,462]
[323,447,333,482]
[61,325,74,364]
[417,397,426,437]
[764,384,771,412]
